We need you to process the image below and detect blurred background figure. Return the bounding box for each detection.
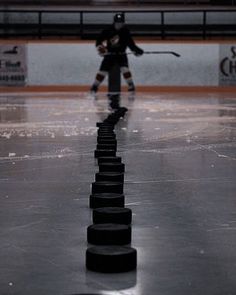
[90,13,144,96]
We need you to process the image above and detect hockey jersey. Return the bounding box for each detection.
[96,25,143,54]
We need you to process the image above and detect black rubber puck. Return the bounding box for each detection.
[95,172,124,183]
[96,122,114,128]
[87,223,131,245]
[97,130,116,136]
[86,246,137,273]
[94,149,116,158]
[98,126,114,131]
[97,156,122,164]
[97,134,116,140]
[91,181,123,194]
[96,144,117,152]
[98,125,114,131]
[103,115,120,125]
[99,162,125,173]
[116,107,128,118]
[89,193,125,209]
[97,138,117,146]
[93,207,132,225]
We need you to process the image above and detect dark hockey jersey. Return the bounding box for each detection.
[96,25,143,54]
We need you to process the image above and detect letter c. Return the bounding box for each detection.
[220,57,229,77]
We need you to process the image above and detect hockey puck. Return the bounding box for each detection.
[98,125,114,130]
[86,246,137,273]
[93,207,132,225]
[98,126,114,131]
[99,162,125,173]
[97,138,117,146]
[95,172,124,183]
[87,223,131,245]
[104,114,120,125]
[94,149,116,158]
[96,144,117,152]
[91,181,123,194]
[97,130,116,136]
[97,156,122,164]
[97,134,116,140]
[96,122,114,128]
[89,193,125,208]
[116,107,128,118]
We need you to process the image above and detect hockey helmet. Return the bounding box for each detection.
[114,13,125,23]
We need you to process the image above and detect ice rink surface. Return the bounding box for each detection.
[0,91,236,295]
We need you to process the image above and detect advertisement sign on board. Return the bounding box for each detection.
[0,44,27,86]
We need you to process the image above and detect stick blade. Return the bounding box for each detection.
[142,51,181,57]
[170,52,181,57]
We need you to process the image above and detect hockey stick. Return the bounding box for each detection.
[104,51,181,57]
[138,51,181,57]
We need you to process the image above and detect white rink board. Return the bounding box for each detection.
[27,42,220,86]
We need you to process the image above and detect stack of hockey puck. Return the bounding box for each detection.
[86,108,137,273]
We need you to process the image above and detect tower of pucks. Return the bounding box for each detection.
[86,107,137,273]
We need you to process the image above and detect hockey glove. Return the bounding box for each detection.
[133,48,144,57]
[97,45,107,57]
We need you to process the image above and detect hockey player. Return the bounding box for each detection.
[90,13,144,95]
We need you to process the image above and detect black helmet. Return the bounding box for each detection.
[114,13,125,23]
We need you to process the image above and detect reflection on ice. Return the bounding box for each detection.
[0,91,236,295]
